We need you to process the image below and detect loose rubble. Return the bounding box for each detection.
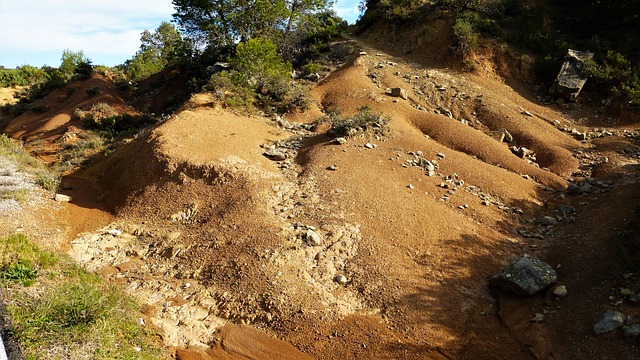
[489,254,557,296]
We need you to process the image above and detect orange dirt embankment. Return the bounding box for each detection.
[79,47,586,358]
[9,36,637,359]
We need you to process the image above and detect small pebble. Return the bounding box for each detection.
[553,285,568,298]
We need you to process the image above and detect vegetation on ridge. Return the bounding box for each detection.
[361,0,640,105]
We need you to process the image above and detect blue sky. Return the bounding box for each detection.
[0,0,362,69]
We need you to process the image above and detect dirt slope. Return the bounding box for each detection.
[2,37,640,360]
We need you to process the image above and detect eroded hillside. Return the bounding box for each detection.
[2,35,640,360]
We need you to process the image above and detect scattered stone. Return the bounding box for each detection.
[488,131,506,142]
[327,164,338,171]
[511,146,532,159]
[518,230,544,239]
[305,72,321,81]
[335,137,347,145]
[106,229,122,237]
[303,229,322,246]
[620,288,634,297]
[263,148,287,161]
[436,152,445,159]
[566,183,581,194]
[390,87,408,100]
[540,216,558,226]
[623,324,640,337]
[418,158,436,176]
[580,182,592,193]
[408,184,414,189]
[522,110,533,117]
[557,204,576,214]
[530,313,545,322]
[364,143,377,149]
[499,129,514,142]
[489,254,557,296]
[437,107,453,118]
[334,274,348,285]
[593,310,625,334]
[54,193,71,202]
[553,285,568,298]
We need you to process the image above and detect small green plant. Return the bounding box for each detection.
[35,171,59,192]
[329,105,391,137]
[86,86,100,97]
[302,61,323,75]
[453,16,478,55]
[0,233,163,358]
[0,233,59,271]
[0,188,30,202]
[0,262,38,285]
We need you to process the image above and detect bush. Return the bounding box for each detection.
[91,114,158,136]
[302,61,323,75]
[86,87,100,97]
[231,38,293,100]
[329,105,391,137]
[453,17,478,55]
[204,38,309,114]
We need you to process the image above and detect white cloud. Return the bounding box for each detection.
[0,0,364,67]
[333,0,362,23]
[0,0,175,66]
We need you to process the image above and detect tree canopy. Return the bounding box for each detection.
[171,0,333,47]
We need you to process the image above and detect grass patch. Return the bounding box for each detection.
[327,105,391,138]
[0,134,59,192]
[58,131,107,172]
[0,233,164,359]
[0,188,30,202]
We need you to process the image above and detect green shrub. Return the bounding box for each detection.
[231,38,293,101]
[0,233,58,284]
[329,105,391,137]
[453,17,478,55]
[0,263,38,285]
[79,108,159,137]
[86,87,100,97]
[204,38,309,114]
[35,171,59,192]
[302,61,323,75]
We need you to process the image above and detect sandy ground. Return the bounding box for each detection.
[1,36,640,359]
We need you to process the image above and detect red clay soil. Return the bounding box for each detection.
[2,37,640,360]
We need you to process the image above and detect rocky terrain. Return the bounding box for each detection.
[1,35,640,359]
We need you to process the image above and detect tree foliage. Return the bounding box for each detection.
[59,50,93,81]
[124,22,191,81]
[171,0,333,48]
[0,65,49,87]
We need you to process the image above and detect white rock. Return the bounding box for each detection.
[106,229,122,236]
[553,285,568,297]
[305,229,321,246]
[54,193,71,202]
[335,274,348,285]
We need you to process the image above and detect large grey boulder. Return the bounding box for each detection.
[593,310,625,334]
[489,254,557,295]
[550,49,593,101]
